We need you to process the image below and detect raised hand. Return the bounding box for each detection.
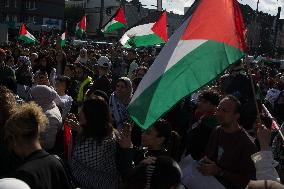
[118,122,133,149]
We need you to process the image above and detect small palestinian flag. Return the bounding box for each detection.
[60,31,67,47]
[18,23,37,44]
[102,5,126,34]
[76,15,86,37]
[120,11,167,48]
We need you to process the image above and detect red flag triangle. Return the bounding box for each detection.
[19,23,28,35]
[80,16,86,31]
[181,0,246,51]
[151,11,168,42]
[114,5,127,25]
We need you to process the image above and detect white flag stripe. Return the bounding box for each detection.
[131,17,205,103]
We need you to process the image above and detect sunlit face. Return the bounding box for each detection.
[115,81,128,99]
[196,98,214,115]
[64,66,73,77]
[141,127,164,149]
[55,81,66,94]
[216,98,239,127]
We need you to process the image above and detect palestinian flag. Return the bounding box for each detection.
[18,23,37,44]
[128,0,246,129]
[60,31,67,47]
[120,11,168,48]
[102,5,126,33]
[76,15,86,37]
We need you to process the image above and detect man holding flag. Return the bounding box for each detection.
[127,0,257,188]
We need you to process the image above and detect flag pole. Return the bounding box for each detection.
[262,104,284,142]
[243,58,262,125]
[245,58,284,141]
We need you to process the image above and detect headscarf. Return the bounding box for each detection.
[18,56,31,67]
[31,85,57,110]
[116,77,133,104]
[109,77,133,128]
[76,48,88,64]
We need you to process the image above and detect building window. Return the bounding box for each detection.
[5,0,9,7]
[25,1,29,9]
[14,0,17,8]
[5,15,9,22]
[33,0,36,9]
[13,15,17,22]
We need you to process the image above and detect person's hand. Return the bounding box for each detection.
[257,123,271,151]
[65,113,81,132]
[197,156,221,176]
[118,122,133,149]
[140,157,157,165]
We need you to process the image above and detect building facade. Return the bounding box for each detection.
[84,0,182,37]
[0,0,65,30]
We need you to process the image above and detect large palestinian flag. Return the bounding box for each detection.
[76,15,86,37]
[120,11,168,48]
[102,6,126,33]
[128,0,246,129]
[18,23,37,44]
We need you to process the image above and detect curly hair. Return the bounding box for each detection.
[0,86,17,128]
[4,102,48,141]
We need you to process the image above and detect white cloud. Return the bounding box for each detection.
[139,0,284,18]
[239,0,283,18]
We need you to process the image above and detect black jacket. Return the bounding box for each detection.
[10,150,72,189]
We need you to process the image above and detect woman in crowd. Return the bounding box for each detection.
[68,97,121,189]
[4,102,72,189]
[121,156,182,189]
[31,85,62,152]
[55,50,67,77]
[134,119,181,164]
[54,76,73,120]
[75,48,88,64]
[109,77,133,129]
[37,53,57,87]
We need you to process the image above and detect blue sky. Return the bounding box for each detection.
[139,0,284,18]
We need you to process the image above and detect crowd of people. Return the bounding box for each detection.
[0,40,284,189]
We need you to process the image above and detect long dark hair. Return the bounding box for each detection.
[152,119,181,161]
[80,97,113,141]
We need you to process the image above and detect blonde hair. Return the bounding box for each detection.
[0,86,17,127]
[5,102,48,141]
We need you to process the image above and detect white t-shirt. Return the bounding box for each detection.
[55,94,73,120]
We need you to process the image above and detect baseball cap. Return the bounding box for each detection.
[97,56,111,69]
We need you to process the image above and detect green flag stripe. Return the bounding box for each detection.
[18,35,36,44]
[60,40,66,47]
[103,21,125,33]
[128,40,244,128]
[124,33,165,48]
